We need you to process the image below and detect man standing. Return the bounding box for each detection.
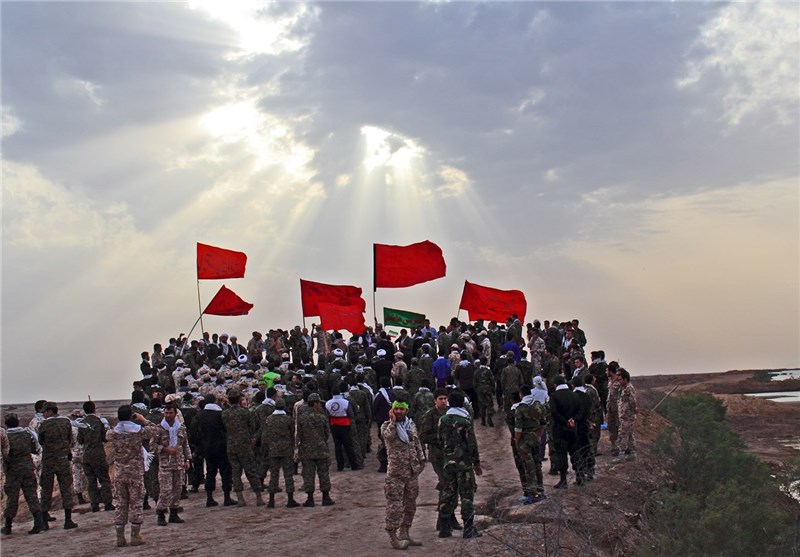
[549,376,578,489]
[38,402,78,530]
[431,354,450,389]
[221,391,264,506]
[616,369,637,460]
[77,401,114,512]
[325,384,360,471]
[474,358,495,427]
[382,401,426,550]
[1,413,44,535]
[263,398,300,508]
[155,404,191,526]
[193,395,234,507]
[500,353,523,414]
[436,391,482,540]
[606,362,622,457]
[107,405,159,547]
[373,377,396,473]
[514,385,546,502]
[297,393,334,507]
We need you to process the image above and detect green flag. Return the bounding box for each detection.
[383,307,426,330]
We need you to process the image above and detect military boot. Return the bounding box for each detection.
[41,512,51,531]
[487,416,494,427]
[449,513,462,530]
[223,491,236,506]
[437,516,453,538]
[1,517,11,535]
[63,509,78,530]
[387,529,410,550]
[29,512,44,535]
[398,525,422,546]
[255,491,265,507]
[129,524,144,546]
[206,491,219,507]
[115,525,127,547]
[156,510,167,526]
[76,493,87,505]
[286,493,300,508]
[267,493,276,508]
[321,491,335,506]
[168,508,184,524]
[302,492,315,507]
[235,491,247,507]
[91,502,100,513]
[462,517,482,539]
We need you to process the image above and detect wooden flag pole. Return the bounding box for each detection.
[372,243,378,326]
[196,280,205,336]
[186,313,203,339]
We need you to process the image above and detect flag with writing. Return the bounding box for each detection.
[458,280,527,322]
[300,279,366,317]
[203,285,254,316]
[374,240,446,289]
[383,307,426,330]
[197,243,247,280]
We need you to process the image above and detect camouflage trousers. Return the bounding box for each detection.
[301,458,331,493]
[618,418,636,453]
[428,445,444,491]
[72,458,87,495]
[477,387,495,421]
[113,476,145,525]
[40,454,74,512]
[547,422,561,472]
[384,472,419,532]
[83,456,113,506]
[156,467,183,511]
[228,445,262,493]
[355,420,370,460]
[145,457,160,501]
[437,463,476,522]
[590,423,601,456]
[517,433,543,495]
[268,457,295,494]
[3,468,41,518]
[606,412,619,452]
[350,423,364,467]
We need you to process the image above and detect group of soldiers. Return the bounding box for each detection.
[0,315,637,549]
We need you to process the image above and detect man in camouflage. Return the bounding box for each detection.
[382,400,426,550]
[297,393,334,507]
[155,404,191,526]
[514,385,546,502]
[38,401,78,530]
[1,413,44,535]
[500,352,523,414]
[347,378,372,463]
[474,357,495,427]
[436,391,482,540]
[77,400,114,512]
[107,405,159,547]
[262,398,300,508]
[222,391,264,506]
[615,369,637,460]
[606,362,622,456]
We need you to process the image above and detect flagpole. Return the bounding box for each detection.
[186,313,203,339]
[372,243,378,326]
[196,280,205,336]
[300,279,306,329]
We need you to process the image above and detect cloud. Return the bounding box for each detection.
[1,105,22,137]
[678,3,800,126]
[54,77,104,107]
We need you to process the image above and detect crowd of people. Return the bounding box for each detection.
[0,315,637,549]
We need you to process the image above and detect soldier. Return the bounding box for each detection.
[1,413,44,535]
[194,394,234,507]
[541,346,561,390]
[405,358,426,396]
[38,402,78,529]
[550,376,578,489]
[410,378,435,420]
[373,377,396,473]
[68,409,88,506]
[436,391,482,539]
[221,391,264,506]
[474,357,495,427]
[500,352,523,414]
[382,401,426,550]
[589,350,609,410]
[107,405,159,547]
[154,404,191,526]
[142,399,164,510]
[528,329,545,375]
[28,400,46,498]
[77,401,114,512]
[616,369,637,460]
[254,386,278,484]
[347,377,372,463]
[262,398,300,508]
[606,361,622,457]
[585,374,603,466]
[514,385,546,502]
[297,393,334,507]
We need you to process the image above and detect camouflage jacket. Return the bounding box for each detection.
[418,406,445,448]
[405,365,426,395]
[155,421,191,470]
[77,414,107,460]
[514,401,545,433]
[618,384,637,421]
[500,364,523,395]
[263,412,294,458]
[585,384,604,425]
[5,428,38,473]
[607,379,623,417]
[107,421,159,479]
[381,418,425,478]
[474,365,494,392]
[296,408,329,460]
[410,388,434,420]
[38,416,73,459]
[347,388,371,423]
[222,406,258,450]
[438,410,480,468]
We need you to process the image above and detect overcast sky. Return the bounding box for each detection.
[2,1,798,403]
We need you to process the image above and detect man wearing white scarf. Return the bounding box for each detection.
[155,405,191,526]
[381,400,426,550]
[107,405,159,547]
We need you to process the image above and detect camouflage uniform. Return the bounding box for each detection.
[154,420,191,511]
[38,416,75,513]
[606,379,623,453]
[108,421,159,526]
[417,406,445,490]
[221,406,262,494]
[586,384,603,459]
[381,418,425,534]
[263,410,295,494]
[28,414,45,498]
[3,428,41,520]
[296,407,331,494]
[500,363,523,414]
[618,383,637,454]
[254,400,276,482]
[144,409,164,503]
[514,399,545,496]
[0,427,7,501]
[437,410,480,523]
[77,414,113,508]
[347,387,372,462]
[70,422,87,502]
[474,364,495,425]
[410,388,434,421]
[405,365,426,397]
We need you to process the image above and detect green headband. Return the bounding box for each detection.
[391,401,409,410]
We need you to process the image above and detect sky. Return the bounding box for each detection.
[1,1,798,404]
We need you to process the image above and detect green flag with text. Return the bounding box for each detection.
[383,307,426,330]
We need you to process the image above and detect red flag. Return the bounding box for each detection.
[374,240,446,289]
[300,279,366,317]
[318,302,366,335]
[197,243,247,280]
[203,285,253,316]
[458,280,527,322]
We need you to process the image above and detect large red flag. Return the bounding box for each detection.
[203,285,253,316]
[300,279,366,317]
[318,302,366,335]
[197,243,247,280]
[458,280,527,322]
[374,240,446,289]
